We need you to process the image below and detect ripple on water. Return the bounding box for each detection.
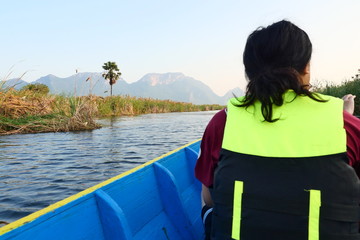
[0,111,218,223]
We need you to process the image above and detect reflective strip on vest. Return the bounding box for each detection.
[231,184,322,240]
[308,190,321,240]
[222,91,346,157]
[232,181,243,240]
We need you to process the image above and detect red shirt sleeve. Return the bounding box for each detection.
[344,111,360,177]
[195,109,226,187]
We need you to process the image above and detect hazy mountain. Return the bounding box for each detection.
[15,72,243,105]
[35,73,129,96]
[128,73,224,104]
[221,87,244,104]
[1,78,28,90]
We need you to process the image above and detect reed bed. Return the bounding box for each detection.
[315,78,360,116]
[0,89,223,135]
[0,91,101,135]
[96,95,222,116]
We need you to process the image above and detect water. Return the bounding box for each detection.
[0,111,217,223]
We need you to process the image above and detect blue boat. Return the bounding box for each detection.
[0,140,203,240]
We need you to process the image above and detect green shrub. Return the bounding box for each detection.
[317,74,360,116]
[21,83,50,95]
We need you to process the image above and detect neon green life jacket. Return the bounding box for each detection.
[211,91,360,240]
[222,90,346,157]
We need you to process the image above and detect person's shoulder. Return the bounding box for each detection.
[314,92,344,104]
[313,92,335,99]
[207,109,227,127]
[213,108,227,119]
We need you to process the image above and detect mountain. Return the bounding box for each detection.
[14,72,243,105]
[35,73,129,96]
[128,73,224,104]
[1,78,28,90]
[222,87,244,103]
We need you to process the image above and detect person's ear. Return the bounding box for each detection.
[303,62,310,75]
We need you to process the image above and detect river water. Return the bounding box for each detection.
[0,111,218,223]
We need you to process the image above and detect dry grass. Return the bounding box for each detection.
[0,88,223,135]
[0,91,101,135]
[0,90,53,118]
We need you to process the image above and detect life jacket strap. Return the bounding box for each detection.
[240,193,360,222]
[214,191,360,222]
[215,181,360,240]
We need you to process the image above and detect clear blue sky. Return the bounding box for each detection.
[1,0,359,95]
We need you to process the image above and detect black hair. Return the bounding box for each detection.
[236,20,326,122]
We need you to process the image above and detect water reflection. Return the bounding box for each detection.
[0,111,217,223]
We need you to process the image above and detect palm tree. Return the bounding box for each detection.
[102,61,121,96]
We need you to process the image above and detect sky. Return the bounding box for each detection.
[1,0,359,96]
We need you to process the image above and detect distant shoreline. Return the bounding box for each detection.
[0,91,224,135]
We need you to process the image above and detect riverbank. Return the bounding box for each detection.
[0,90,223,135]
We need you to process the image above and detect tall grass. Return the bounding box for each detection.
[0,88,223,135]
[96,95,222,116]
[315,78,360,116]
[0,89,101,135]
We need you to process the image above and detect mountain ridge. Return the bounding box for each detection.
[2,72,244,105]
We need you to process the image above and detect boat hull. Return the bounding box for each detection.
[0,140,203,240]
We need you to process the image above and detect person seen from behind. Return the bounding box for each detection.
[195,20,360,240]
